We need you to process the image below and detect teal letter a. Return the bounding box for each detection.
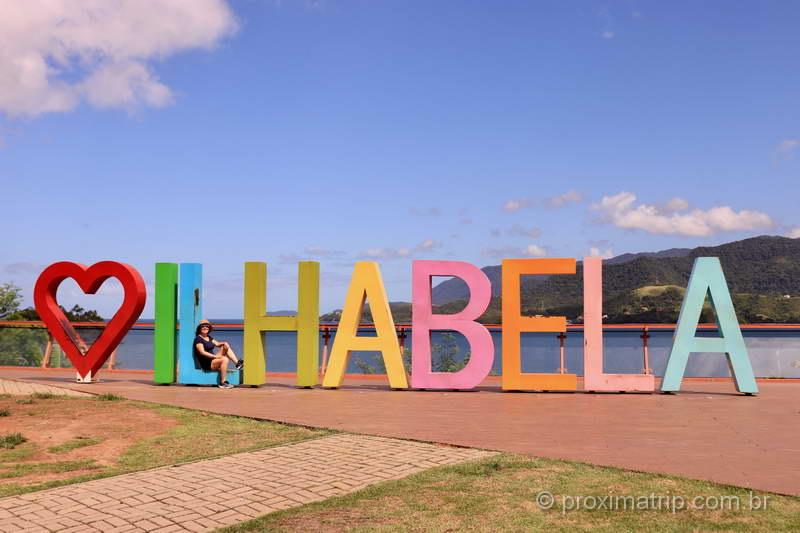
[661,257,758,394]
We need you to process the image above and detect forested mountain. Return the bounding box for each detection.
[430,246,695,304]
[324,236,800,324]
[459,236,800,323]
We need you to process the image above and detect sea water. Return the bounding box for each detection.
[34,323,800,379]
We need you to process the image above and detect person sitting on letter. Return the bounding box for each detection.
[193,319,243,388]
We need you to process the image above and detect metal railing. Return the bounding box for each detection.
[2,321,800,377]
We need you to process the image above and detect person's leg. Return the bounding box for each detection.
[219,342,243,370]
[210,357,229,384]
[219,357,229,381]
[219,343,240,364]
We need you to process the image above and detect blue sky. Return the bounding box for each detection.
[2,0,799,318]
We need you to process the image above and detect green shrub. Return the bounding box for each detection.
[0,433,27,449]
[48,436,103,454]
[95,393,124,402]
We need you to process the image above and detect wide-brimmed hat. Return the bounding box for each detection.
[195,319,213,335]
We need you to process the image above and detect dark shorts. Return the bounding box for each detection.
[194,352,214,371]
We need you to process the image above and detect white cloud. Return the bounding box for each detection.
[661,197,690,213]
[481,245,548,258]
[0,0,237,117]
[786,227,800,239]
[502,198,532,212]
[592,192,774,237]
[481,246,519,258]
[546,189,585,208]
[359,247,412,260]
[303,246,345,257]
[278,254,301,264]
[777,140,800,160]
[358,238,443,260]
[508,225,542,238]
[588,247,614,259]
[598,6,615,40]
[522,245,547,257]
[415,238,442,252]
[3,262,45,275]
[279,246,345,263]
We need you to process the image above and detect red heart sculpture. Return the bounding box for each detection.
[34,262,146,379]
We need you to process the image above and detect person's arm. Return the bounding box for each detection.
[211,339,230,348]
[195,343,218,359]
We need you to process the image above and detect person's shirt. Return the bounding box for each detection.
[194,335,216,358]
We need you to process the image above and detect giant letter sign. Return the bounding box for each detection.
[177,263,204,384]
[243,262,320,387]
[411,261,494,389]
[502,258,577,391]
[661,257,758,394]
[154,263,241,385]
[153,263,178,384]
[583,257,655,392]
[34,261,146,381]
[323,262,408,389]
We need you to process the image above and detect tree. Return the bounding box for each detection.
[0,283,22,319]
[432,332,468,373]
[353,349,412,375]
[352,335,468,375]
[0,282,104,367]
[12,305,104,322]
[0,282,43,366]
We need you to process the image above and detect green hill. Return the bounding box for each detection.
[321,236,800,324]
[517,235,800,323]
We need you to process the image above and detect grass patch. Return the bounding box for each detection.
[0,433,26,449]
[30,392,57,400]
[116,405,331,471]
[47,437,103,454]
[0,443,37,463]
[15,398,35,405]
[0,408,9,417]
[95,393,123,401]
[0,396,331,498]
[0,460,99,480]
[218,455,800,533]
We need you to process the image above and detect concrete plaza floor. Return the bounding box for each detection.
[2,368,799,497]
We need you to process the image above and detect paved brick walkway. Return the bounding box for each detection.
[0,378,89,397]
[0,434,495,533]
[5,368,799,496]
